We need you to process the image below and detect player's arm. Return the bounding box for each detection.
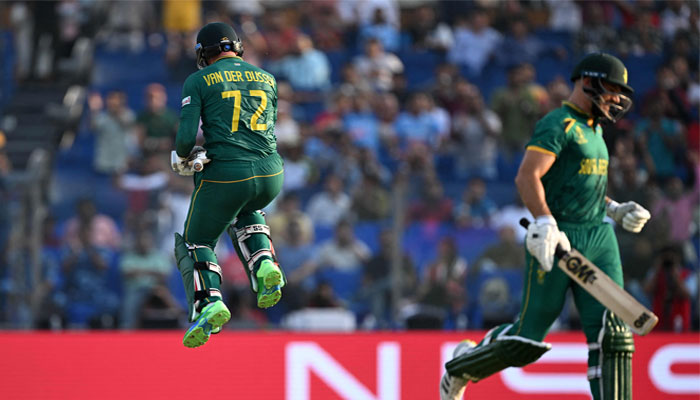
[176,76,202,158]
[515,147,571,272]
[515,149,556,218]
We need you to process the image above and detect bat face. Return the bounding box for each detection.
[558,249,659,335]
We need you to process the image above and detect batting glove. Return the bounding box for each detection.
[526,215,571,272]
[607,200,651,233]
[171,150,194,176]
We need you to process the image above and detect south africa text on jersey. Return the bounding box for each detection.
[202,70,275,88]
[578,158,608,176]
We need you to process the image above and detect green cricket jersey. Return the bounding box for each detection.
[176,56,278,161]
[526,101,609,225]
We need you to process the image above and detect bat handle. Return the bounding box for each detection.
[519,218,569,258]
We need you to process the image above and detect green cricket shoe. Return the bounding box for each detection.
[183,300,231,348]
[256,259,285,309]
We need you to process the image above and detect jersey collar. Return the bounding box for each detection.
[562,101,597,128]
[214,55,243,64]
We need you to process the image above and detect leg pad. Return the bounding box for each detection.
[446,327,551,381]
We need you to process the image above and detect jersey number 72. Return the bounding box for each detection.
[221,90,268,133]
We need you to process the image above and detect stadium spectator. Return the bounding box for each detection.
[274,100,301,150]
[473,226,524,274]
[490,195,531,243]
[351,170,391,222]
[87,90,136,175]
[336,0,400,29]
[280,141,318,192]
[404,4,453,52]
[449,81,501,179]
[359,7,400,53]
[545,76,572,112]
[394,92,445,150]
[447,9,502,78]
[306,173,351,228]
[642,64,693,124]
[116,151,170,233]
[343,91,381,153]
[635,98,686,181]
[359,229,417,328]
[374,92,401,154]
[453,177,497,229]
[276,218,317,306]
[497,16,566,67]
[408,177,453,224]
[56,224,120,328]
[618,7,664,56]
[269,34,331,92]
[490,62,548,155]
[293,219,371,292]
[544,0,582,32]
[416,237,468,317]
[118,230,173,329]
[260,7,301,61]
[353,37,404,92]
[652,174,699,244]
[575,2,617,54]
[136,83,178,154]
[644,244,692,332]
[63,198,121,251]
[267,192,314,247]
[660,0,693,40]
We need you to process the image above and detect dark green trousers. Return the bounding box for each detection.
[183,152,284,265]
[485,222,626,400]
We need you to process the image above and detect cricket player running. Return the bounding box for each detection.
[441,53,651,399]
[171,22,286,348]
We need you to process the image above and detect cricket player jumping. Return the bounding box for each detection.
[441,53,651,399]
[171,22,286,348]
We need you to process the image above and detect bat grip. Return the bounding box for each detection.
[519,218,569,258]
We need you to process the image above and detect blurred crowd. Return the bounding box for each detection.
[0,0,698,333]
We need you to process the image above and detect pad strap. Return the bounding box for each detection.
[247,249,274,272]
[235,224,272,242]
[194,261,223,281]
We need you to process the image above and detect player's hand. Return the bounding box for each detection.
[607,200,650,233]
[187,145,210,172]
[526,215,571,272]
[170,150,194,176]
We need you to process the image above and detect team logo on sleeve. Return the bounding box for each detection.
[181,96,191,108]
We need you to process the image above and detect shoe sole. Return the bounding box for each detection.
[183,306,231,348]
[257,267,283,309]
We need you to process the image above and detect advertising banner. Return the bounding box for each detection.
[1,331,698,399]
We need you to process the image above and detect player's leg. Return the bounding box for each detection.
[226,154,285,308]
[573,224,633,400]
[228,210,286,308]
[176,172,252,347]
[442,253,569,398]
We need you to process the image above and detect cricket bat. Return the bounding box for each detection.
[519,218,658,335]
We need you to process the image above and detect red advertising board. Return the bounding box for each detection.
[0,331,698,399]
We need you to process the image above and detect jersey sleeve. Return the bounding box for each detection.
[175,74,202,157]
[525,115,569,158]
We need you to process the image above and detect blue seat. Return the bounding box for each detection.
[623,53,663,102]
[398,49,444,89]
[454,227,499,264]
[316,267,364,302]
[325,49,350,84]
[354,221,384,254]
